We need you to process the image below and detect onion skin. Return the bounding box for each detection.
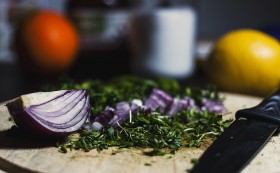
[6,90,90,137]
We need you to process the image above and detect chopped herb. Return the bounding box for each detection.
[45,76,233,155]
[59,145,68,153]
[144,163,152,166]
[143,149,168,156]
[7,117,13,122]
[191,158,199,165]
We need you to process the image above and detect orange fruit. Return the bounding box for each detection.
[15,10,79,75]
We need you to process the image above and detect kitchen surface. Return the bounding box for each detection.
[1,0,280,173]
[2,93,280,173]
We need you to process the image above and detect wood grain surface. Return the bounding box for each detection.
[0,93,279,173]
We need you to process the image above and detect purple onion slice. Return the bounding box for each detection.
[168,97,197,115]
[201,98,227,114]
[5,90,90,137]
[144,88,173,113]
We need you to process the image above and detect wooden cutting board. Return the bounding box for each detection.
[0,93,280,173]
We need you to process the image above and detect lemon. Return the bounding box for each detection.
[205,29,280,97]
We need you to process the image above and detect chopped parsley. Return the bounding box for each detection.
[44,76,232,155]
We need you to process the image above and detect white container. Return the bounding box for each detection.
[130,7,197,79]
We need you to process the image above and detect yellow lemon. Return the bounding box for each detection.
[205,29,280,97]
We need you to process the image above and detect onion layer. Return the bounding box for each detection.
[6,90,90,137]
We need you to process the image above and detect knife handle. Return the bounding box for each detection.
[236,89,280,125]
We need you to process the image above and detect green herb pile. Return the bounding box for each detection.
[45,76,232,154]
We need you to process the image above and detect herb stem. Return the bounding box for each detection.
[198,132,220,140]
[183,128,195,132]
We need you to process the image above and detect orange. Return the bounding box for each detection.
[15,10,79,75]
[204,29,280,97]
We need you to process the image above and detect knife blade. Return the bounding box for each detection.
[190,90,280,173]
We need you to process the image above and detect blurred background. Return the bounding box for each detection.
[1,0,280,102]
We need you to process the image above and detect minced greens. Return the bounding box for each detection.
[44,76,232,155]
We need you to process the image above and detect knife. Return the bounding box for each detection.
[190,89,280,173]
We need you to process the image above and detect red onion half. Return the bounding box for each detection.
[6,90,90,137]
